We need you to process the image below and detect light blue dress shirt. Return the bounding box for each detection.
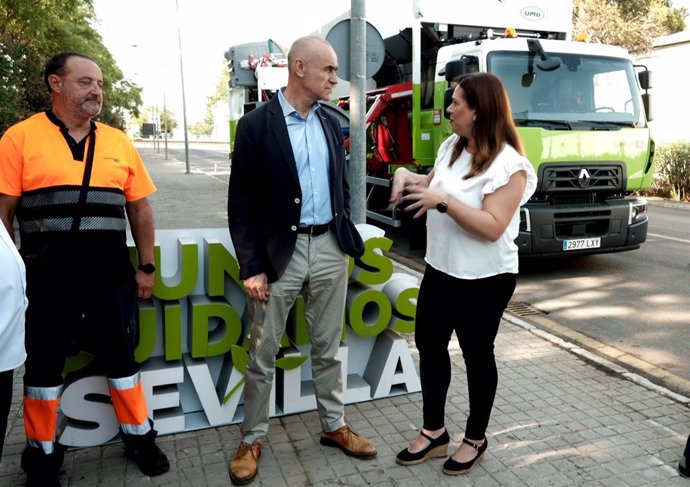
[278,90,333,226]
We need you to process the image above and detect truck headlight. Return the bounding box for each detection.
[629,198,648,224]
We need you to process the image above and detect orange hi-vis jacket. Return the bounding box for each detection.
[0,111,156,258]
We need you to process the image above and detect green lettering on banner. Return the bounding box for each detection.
[134,303,157,363]
[347,289,392,337]
[390,287,418,333]
[205,240,243,297]
[58,227,423,448]
[190,296,242,358]
[164,301,183,360]
[153,239,199,300]
[63,352,94,374]
[352,237,394,285]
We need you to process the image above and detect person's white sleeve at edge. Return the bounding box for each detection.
[0,223,27,372]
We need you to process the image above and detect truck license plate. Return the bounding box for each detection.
[562,237,601,251]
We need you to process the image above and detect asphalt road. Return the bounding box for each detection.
[514,205,690,384]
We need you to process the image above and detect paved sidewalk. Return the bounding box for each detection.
[1,147,688,486]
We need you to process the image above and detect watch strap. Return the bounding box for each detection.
[138,263,156,274]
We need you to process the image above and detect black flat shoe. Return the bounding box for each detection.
[396,429,450,466]
[680,455,689,477]
[442,437,487,475]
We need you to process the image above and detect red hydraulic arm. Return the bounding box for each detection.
[338,82,413,175]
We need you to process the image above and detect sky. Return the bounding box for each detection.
[93,0,690,127]
[93,0,352,124]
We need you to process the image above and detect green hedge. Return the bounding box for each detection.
[646,141,690,201]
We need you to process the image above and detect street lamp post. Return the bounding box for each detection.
[163,86,168,160]
[175,0,191,175]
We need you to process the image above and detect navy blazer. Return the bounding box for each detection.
[227,95,364,283]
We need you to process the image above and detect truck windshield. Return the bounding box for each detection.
[488,51,645,127]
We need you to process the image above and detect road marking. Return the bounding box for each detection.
[648,232,690,244]
[191,169,229,185]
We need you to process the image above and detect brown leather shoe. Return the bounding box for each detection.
[320,425,377,459]
[229,441,261,485]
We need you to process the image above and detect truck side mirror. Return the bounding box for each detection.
[440,59,468,81]
[443,88,453,119]
[527,39,561,72]
[638,70,652,90]
[643,93,653,122]
[522,72,536,87]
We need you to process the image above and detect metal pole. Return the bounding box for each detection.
[154,104,160,152]
[176,0,191,174]
[349,0,367,224]
[163,86,168,160]
[412,0,421,166]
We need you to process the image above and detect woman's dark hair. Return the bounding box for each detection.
[44,52,96,93]
[449,72,525,179]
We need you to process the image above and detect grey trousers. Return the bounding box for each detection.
[240,231,349,444]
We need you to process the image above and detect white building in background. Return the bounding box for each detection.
[635,29,690,143]
[212,102,230,142]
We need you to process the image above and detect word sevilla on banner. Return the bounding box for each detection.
[58,224,421,447]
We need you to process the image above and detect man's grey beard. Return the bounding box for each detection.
[78,97,102,118]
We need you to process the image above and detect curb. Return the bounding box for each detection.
[645,197,690,210]
[393,257,690,406]
[503,311,690,406]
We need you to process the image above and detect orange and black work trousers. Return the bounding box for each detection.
[22,263,150,454]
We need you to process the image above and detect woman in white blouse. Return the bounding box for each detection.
[391,72,537,475]
[0,222,27,462]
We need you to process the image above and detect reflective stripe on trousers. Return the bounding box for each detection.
[24,385,62,454]
[108,372,151,435]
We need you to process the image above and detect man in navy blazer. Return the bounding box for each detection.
[227,36,375,485]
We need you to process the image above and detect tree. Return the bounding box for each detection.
[131,106,177,136]
[0,0,142,133]
[159,108,178,136]
[188,64,229,138]
[573,0,687,53]
[189,119,214,138]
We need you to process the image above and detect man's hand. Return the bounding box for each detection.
[243,273,269,301]
[135,270,155,300]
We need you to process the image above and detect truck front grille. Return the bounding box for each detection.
[540,164,625,193]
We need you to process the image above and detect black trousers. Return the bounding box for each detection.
[415,265,516,439]
[23,266,140,388]
[0,369,13,459]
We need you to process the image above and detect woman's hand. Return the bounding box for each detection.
[401,185,447,219]
[390,167,434,208]
[389,167,409,207]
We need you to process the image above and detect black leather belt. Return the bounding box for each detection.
[297,223,330,235]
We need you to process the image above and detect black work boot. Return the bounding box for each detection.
[121,424,170,477]
[21,445,64,487]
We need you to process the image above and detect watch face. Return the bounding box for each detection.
[436,202,448,213]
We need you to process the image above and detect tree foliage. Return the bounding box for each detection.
[131,106,178,137]
[573,0,687,53]
[189,64,229,138]
[648,142,690,201]
[0,0,142,133]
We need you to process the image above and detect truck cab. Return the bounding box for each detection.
[431,37,654,255]
[334,0,655,257]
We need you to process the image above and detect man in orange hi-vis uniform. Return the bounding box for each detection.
[0,52,169,486]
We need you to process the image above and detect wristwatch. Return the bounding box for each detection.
[138,263,156,274]
[436,195,450,213]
